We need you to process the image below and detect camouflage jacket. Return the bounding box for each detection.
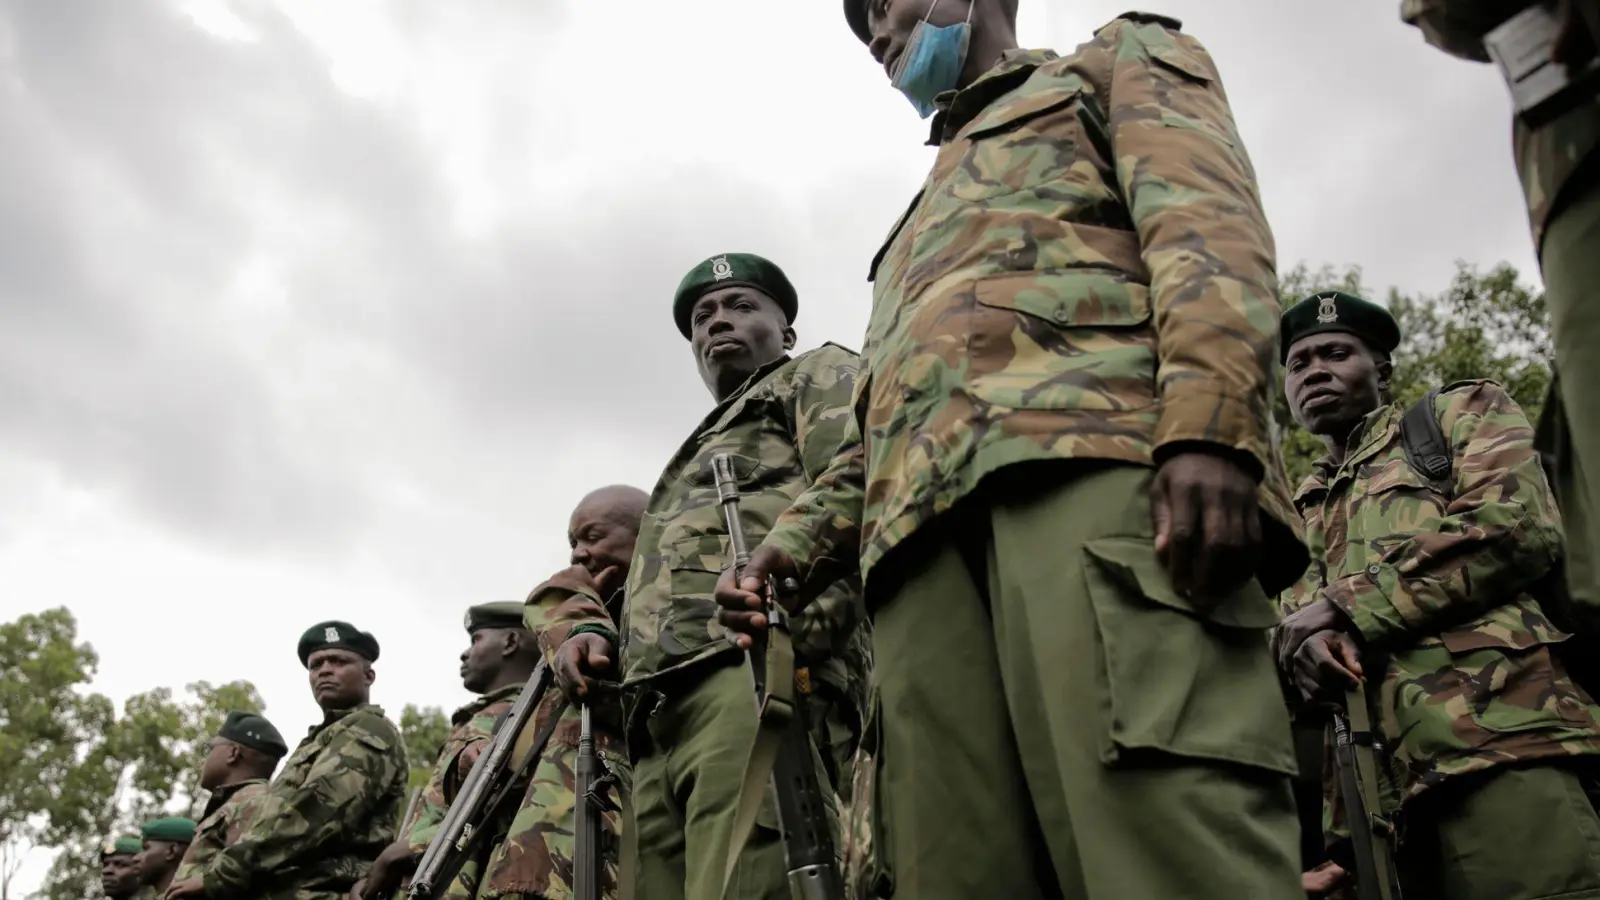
[762,16,1306,597]
[471,569,630,900]
[201,704,409,899]
[1400,0,1600,248]
[173,779,271,887]
[575,344,871,724]
[402,684,522,858]
[1280,381,1600,805]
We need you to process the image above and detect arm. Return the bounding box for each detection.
[203,718,405,897]
[765,349,869,600]
[1325,384,1563,647]
[1107,21,1279,478]
[529,566,619,659]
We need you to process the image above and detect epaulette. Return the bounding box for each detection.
[1106,11,1183,32]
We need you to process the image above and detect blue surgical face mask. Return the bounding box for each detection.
[889,0,974,119]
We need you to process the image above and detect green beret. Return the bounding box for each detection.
[140,817,196,845]
[844,0,870,43]
[101,835,143,858]
[672,252,798,339]
[1280,290,1401,363]
[296,620,380,667]
[465,601,527,633]
[217,710,288,759]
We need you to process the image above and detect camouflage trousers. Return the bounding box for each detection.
[867,464,1303,900]
[1394,764,1600,900]
[628,656,844,900]
[1543,164,1600,614]
[473,702,629,900]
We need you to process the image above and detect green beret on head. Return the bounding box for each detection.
[672,252,798,339]
[1280,290,1401,364]
[296,620,379,668]
[217,710,288,759]
[140,817,196,845]
[102,835,143,858]
[464,601,527,634]
[844,0,870,43]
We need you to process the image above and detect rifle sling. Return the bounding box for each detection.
[450,697,571,880]
[717,629,799,900]
[1345,685,1401,898]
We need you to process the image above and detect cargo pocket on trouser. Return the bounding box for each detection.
[1081,536,1298,776]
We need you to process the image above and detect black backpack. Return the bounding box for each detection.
[1399,388,1600,698]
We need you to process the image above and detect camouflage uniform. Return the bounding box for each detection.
[471,568,628,900]
[399,683,523,899]
[840,690,880,900]
[1281,379,1600,899]
[200,705,409,899]
[762,13,1308,900]
[1402,0,1600,613]
[173,780,272,887]
[561,343,871,900]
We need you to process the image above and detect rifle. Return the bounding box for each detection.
[573,703,618,900]
[407,659,569,900]
[1330,686,1402,900]
[712,453,845,900]
[398,786,424,834]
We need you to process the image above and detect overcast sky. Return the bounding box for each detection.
[1,0,1533,890]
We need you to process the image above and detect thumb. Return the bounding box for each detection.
[1335,636,1363,679]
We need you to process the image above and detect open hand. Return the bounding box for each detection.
[555,633,615,701]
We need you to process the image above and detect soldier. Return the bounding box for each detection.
[353,601,544,900]
[165,621,409,900]
[555,253,871,900]
[470,485,641,900]
[101,835,146,900]
[715,2,1309,898]
[840,702,880,900]
[1400,0,1600,611]
[136,818,196,898]
[1275,291,1600,900]
[171,711,289,890]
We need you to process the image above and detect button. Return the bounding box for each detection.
[1367,565,1381,576]
[1053,304,1072,324]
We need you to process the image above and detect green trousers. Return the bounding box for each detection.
[1397,765,1600,900]
[1544,167,1600,609]
[630,657,841,900]
[870,464,1303,900]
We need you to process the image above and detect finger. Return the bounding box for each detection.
[1166,478,1200,595]
[717,609,769,633]
[1150,471,1173,556]
[1333,635,1365,681]
[1194,493,1231,597]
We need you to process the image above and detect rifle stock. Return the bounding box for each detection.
[407,660,567,900]
[712,453,845,900]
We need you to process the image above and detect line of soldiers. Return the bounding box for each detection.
[96,1,1600,899]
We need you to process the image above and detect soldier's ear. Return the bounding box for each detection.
[500,629,521,660]
[363,662,376,687]
[782,327,796,351]
[1376,355,1394,392]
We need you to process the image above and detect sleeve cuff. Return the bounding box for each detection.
[1152,385,1269,477]
[567,623,618,644]
[1321,566,1409,646]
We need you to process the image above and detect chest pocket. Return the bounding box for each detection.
[1347,457,1449,543]
[946,84,1087,203]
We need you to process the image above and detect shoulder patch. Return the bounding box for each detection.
[1108,10,1183,31]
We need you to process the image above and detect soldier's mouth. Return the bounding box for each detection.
[706,337,744,357]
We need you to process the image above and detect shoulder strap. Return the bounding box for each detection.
[1399,389,1452,484]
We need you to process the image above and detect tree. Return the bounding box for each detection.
[32,676,264,900]
[0,609,114,900]
[400,704,450,792]
[1274,260,1550,486]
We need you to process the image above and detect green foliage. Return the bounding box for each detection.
[1274,261,1550,486]
[0,608,269,900]
[401,704,449,787]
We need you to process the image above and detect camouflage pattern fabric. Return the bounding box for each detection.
[472,570,629,900]
[762,17,1307,599]
[1399,0,1600,249]
[398,683,523,899]
[172,779,271,886]
[840,748,877,900]
[567,343,871,739]
[1280,380,1600,815]
[200,704,409,900]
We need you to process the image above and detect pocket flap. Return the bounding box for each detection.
[1085,536,1278,629]
[964,86,1082,141]
[974,268,1151,330]
[1147,41,1212,85]
[683,451,762,487]
[666,533,732,573]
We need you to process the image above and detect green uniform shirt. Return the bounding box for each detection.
[173,779,271,888]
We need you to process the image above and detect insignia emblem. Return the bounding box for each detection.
[710,255,733,281]
[323,625,340,642]
[1316,293,1338,324]
[103,841,116,854]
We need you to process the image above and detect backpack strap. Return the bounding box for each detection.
[1399,389,1453,485]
